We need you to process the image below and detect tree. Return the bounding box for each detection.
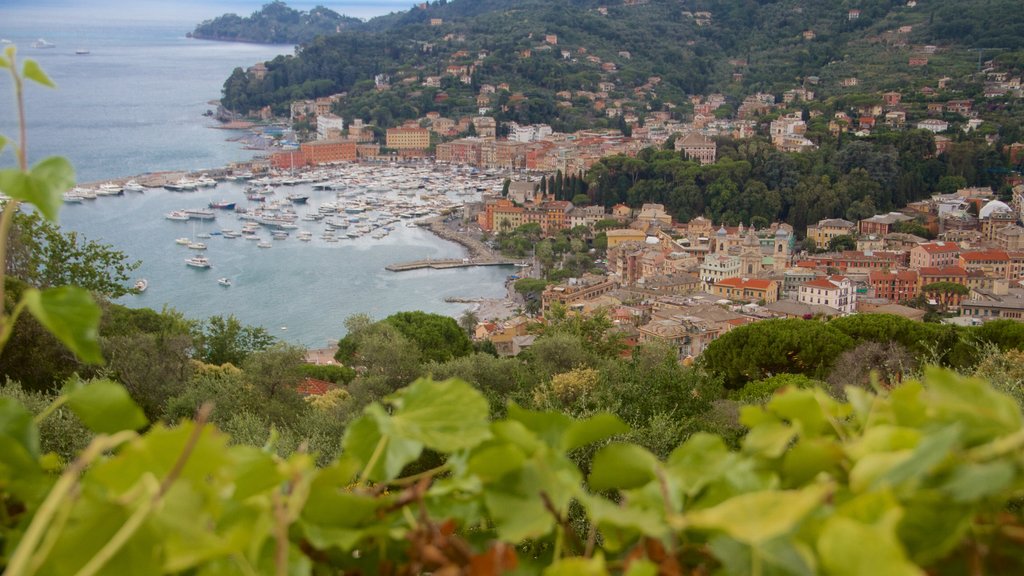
[7,211,141,299]
[827,234,857,252]
[458,309,479,336]
[699,319,855,389]
[243,342,307,400]
[193,315,276,366]
[383,311,473,363]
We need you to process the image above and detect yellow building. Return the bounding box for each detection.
[385,127,430,150]
[605,228,647,249]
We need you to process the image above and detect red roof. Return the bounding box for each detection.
[960,249,1010,262]
[717,277,776,290]
[869,270,918,282]
[917,242,960,253]
[297,378,334,396]
[803,278,843,290]
[918,266,967,277]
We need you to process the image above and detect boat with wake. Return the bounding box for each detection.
[134,279,148,292]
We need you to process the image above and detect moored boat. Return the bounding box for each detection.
[218,277,232,287]
[185,256,211,268]
[208,200,236,210]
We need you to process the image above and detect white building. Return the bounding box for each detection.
[316,114,344,140]
[699,252,741,290]
[507,122,553,143]
[797,275,856,314]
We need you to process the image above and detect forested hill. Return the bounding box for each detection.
[215,0,1024,126]
[189,1,364,44]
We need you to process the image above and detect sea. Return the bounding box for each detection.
[0,4,512,348]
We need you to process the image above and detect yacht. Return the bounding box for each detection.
[164,178,198,191]
[32,39,56,49]
[123,180,145,192]
[187,242,207,250]
[165,210,190,221]
[96,182,123,196]
[195,175,218,188]
[75,48,90,55]
[217,277,232,287]
[175,237,190,245]
[185,256,211,269]
[133,279,148,292]
[257,241,272,248]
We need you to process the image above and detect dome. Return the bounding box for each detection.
[979,200,1012,219]
[775,227,788,237]
[717,225,727,236]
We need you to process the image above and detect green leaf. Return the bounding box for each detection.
[22,58,56,87]
[875,424,960,490]
[767,388,829,438]
[562,412,629,451]
[921,367,1022,445]
[0,54,9,69]
[0,397,40,459]
[543,555,608,576]
[467,443,526,482]
[941,461,1015,503]
[817,516,923,576]
[0,134,9,154]
[342,404,422,482]
[742,421,796,459]
[385,377,491,452]
[623,560,658,576]
[508,402,574,447]
[588,443,660,491]
[0,156,74,221]
[22,285,103,364]
[709,536,817,576]
[667,433,738,497]
[685,485,828,545]
[65,379,147,433]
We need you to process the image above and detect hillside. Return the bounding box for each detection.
[190,0,364,44]
[214,0,1024,129]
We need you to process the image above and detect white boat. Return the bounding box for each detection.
[75,48,90,55]
[123,180,145,192]
[187,242,207,250]
[175,237,190,245]
[97,182,123,196]
[217,277,232,287]
[164,178,198,191]
[133,279,148,292]
[32,38,55,49]
[62,192,84,204]
[185,256,211,269]
[195,175,218,188]
[257,241,272,248]
[165,210,190,221]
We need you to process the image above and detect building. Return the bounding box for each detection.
[699,253,741,289]
[316,113,344,140]
[859,212,914,236]
[674,132,717,165]
[385,127,430,150]
[541,275,617,312]
[961,281,1024,321]
[909,241,960,269]
[712,277,780,304]
[916,119,949,133]
[868,270,919,302]
[299,139,357,165]
[959,249,1011,278]
[806,218,856,248]
[797,275,856,314]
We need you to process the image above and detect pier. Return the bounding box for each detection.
[385,258,523,272]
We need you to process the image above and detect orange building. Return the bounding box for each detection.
[869,270,919,302]
[712,277,780,304]
[386,127,430,150]
[300,139,357,165]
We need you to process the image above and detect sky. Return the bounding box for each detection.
[1,0,414,23]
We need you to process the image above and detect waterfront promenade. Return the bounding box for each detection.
[385,216,528,272]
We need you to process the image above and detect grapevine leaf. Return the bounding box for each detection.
[921,367,1022,445]
[875,424,960,490]
[507,402,574,447]
[0,54,9,69]
[588,443,659,491]
[302,458,382,529]
[484,487,552,542]
[941,461,1015,502]
[22,285,103,364]
[0,134,9,154]
[22,58,57,87]
[0,156,74,221]
[342,404,422,482]
[709,536,817,576]
[742,421,796,459]
[64,379,147,434]
[781,438,844,488]
[385,377,491,452]
[685,486,828,545]
[231,445,285,500]
[767,388,828,438]
[667,433,737,497]
[623,560,658,576]
[0,397,40,459]
[562,412,629,451]
[543,555,608,576]
[581,493,667,542]
[818,516,923,576]
[467,442,526,482]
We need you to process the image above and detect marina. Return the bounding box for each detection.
[60,162,517,346]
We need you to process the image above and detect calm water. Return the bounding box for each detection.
[0,7,510,347]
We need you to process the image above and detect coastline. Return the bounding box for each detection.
[76,163,524,333]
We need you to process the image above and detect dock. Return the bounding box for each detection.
[385,258,523,272]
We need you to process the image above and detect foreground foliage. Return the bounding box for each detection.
[2,368,1024,575]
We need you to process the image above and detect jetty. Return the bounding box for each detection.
[385,258,522,272]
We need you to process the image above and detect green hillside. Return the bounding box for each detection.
[190,0,364,44]
[214,0,1024,129]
